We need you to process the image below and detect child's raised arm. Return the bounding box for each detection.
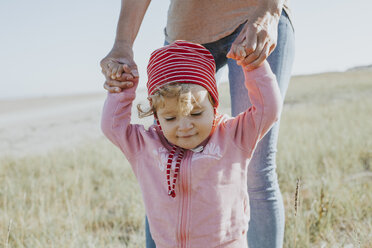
[101,82,148,162]
[224,61,282,154]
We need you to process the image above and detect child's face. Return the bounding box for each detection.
[157,85,215,150]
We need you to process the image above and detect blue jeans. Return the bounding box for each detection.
[146,10,295,248]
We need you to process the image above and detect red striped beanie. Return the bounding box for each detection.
[147,40,218,107]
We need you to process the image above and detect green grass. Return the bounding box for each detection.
[1,71,372,247]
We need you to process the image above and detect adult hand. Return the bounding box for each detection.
[100,43,139,93]
[227,4,281,70]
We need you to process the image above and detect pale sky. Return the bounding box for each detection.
[0,0,371,99]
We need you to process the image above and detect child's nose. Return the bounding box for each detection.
[178,117,193,131]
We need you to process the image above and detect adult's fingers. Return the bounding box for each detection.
[115,65,125,79]
[227,24,258,61]
[227,24,247,59]
[239,25,258,59]
[100,58,109,72]
[268,42,276,57]
[104,61,115,78]
[100,58,114,77]
[228,41,247,60]
[110,64,120,79]
[101,58,137,80]
[238,32,266,66]
[247,42,270,69]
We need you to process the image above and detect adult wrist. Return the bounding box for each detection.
[110,41,134,57]
[262,0,283,15]
[246,7,281,27]
[113,40,133,50]
[248,0,282,23]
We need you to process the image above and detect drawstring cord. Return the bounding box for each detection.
[166,146,184,198]
[155,117,182,198]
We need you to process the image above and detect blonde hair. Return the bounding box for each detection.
[137,83,215,118]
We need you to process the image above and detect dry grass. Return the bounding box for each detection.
[277,71,372,248]
[0,142,144,247]
[1,70,371,247]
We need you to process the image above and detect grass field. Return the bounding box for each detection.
[1,70,371,247]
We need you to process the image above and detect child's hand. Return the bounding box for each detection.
[100,48,139,93]
[107,62,136,81]
[102,60,139,93]
[227,43,265,72]
[227,44,256,71]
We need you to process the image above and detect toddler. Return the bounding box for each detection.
[101,41,282,247]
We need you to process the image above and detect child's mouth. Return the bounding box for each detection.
[178,134,195,138]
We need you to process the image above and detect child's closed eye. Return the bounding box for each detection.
[164,116,176,121]
[191,111,203,116]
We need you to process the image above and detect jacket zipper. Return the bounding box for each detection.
[179,151,190,248]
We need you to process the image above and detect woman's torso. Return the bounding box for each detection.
[165,0,292,44]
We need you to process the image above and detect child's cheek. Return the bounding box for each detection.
[162,126,173,140]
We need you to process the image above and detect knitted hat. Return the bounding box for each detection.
[147,40,218,107]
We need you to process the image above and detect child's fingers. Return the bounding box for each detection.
[118,72,134,81]
[226,47,237,59]
[105,62,115,78]
[100,59,112,75]
[109,63,139,80]
[239,35,265,67]
[103,81,121,93]
[236,45,247,58]
[104,78,134,91]
[112,80,133,88]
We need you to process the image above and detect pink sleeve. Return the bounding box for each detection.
[225,61,282,154]
[100,86,146,160]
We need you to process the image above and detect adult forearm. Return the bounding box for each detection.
[100,0,149,93]
[114,0,151,47]
[253,0,283,18]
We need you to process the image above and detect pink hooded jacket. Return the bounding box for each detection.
[101,61,282,248]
